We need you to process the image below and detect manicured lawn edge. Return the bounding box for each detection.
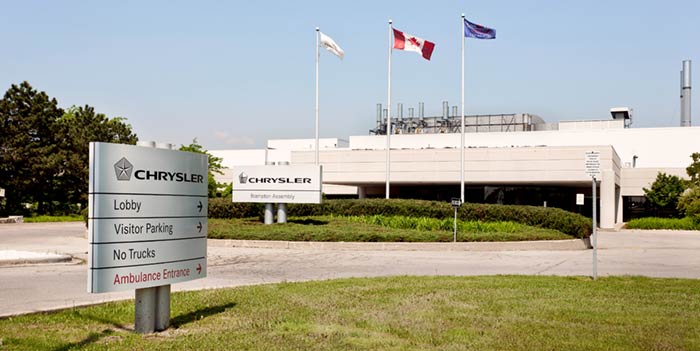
[0,276,698,350]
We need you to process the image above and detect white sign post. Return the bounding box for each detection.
[585,151,600,280]
[450,198,461,243]
[88,142,208,333]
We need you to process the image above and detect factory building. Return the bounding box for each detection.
[211,61,696,229]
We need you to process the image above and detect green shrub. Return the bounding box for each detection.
[209,198,591,238]
[208,198,262,219]
[626,217,700,230]
[677,186,700,223]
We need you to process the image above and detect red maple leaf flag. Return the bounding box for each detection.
[392,28,435,61]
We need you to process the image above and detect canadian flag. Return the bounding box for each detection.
[392,28,435,61]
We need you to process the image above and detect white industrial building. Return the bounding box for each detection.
[212,112,697,230]
[212,62,695,230]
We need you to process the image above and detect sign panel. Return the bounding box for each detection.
[585,151,601,178]
[232,165,322,204]
[450,198,462,208]
[88,142,208,293]
[576,193,585,205]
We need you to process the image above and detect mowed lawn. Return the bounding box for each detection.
[208,216,572,242]
[1,276,698,350]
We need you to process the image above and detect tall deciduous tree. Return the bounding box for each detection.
[179,139,226,197]
[643,172,686,218]
[57,105,138,207]
[0,82,64,214]
[686,152,700,187]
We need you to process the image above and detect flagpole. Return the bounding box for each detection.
[460,14,465,202]
[386,19,393,199]
[315,27,320,166]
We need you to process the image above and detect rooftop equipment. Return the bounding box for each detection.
[681,60,692,127]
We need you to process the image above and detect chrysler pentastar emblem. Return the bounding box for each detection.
[114,157,133,181]
[239,172,248,184]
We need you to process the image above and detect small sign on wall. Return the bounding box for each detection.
[576,193,585,205]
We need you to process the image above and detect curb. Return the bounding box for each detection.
[0,251,73,266]
[208,238,591,251]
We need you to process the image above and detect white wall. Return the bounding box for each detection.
[209,149,291,168]
[349,126,700,168]
[267,138,348,150]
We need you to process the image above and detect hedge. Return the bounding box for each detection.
[208,198,592,238]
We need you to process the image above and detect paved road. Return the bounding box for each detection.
[0,222,698,317]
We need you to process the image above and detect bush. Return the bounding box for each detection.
[208,198,263,219]
[626,217,700,230]
[209,199,591,238]
[643,172,686,218]
[677,186,700,223]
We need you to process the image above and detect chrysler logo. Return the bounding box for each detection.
[239,172,248,184]
[114,157,133,181]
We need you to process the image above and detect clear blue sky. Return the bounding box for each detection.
[1,1,698,149]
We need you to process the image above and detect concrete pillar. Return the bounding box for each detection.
[155,285,170,331]
[600,170,616,229]
[615,186,623,224]
[264,161,275,225]
[277,203,287,223]
[264,204,274,224]
[134,288,156,333]
[358,186,367,199]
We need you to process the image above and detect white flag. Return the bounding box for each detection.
[320,32,344,59]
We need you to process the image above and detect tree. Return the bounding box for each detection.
[686,152,700,187]
[643,172,686,218]
[179,139,227,197]
[0,82,138,216]
[0,82,64,214]
[56,105,138,208]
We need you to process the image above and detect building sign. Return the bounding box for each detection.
[232,165,322,204]
[576,193,585,205]
[585,151,601,178]
[88,142,208,293]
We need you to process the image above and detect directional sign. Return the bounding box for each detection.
[91,194,207,218]
[585,151,601,178]
[450,198,462,208]
[88,142,208,293]
[89,217,207,243]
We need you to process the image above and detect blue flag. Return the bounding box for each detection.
[464,19,496,39]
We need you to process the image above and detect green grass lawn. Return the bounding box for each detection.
[0,276,698,350]
[208,216,572,242]
[23,215,83,223]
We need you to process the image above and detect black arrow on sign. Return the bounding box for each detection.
[197,221,202,233]
[197,201,203,213]
[196,263,202,274]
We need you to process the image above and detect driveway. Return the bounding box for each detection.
[0,222,698,317]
